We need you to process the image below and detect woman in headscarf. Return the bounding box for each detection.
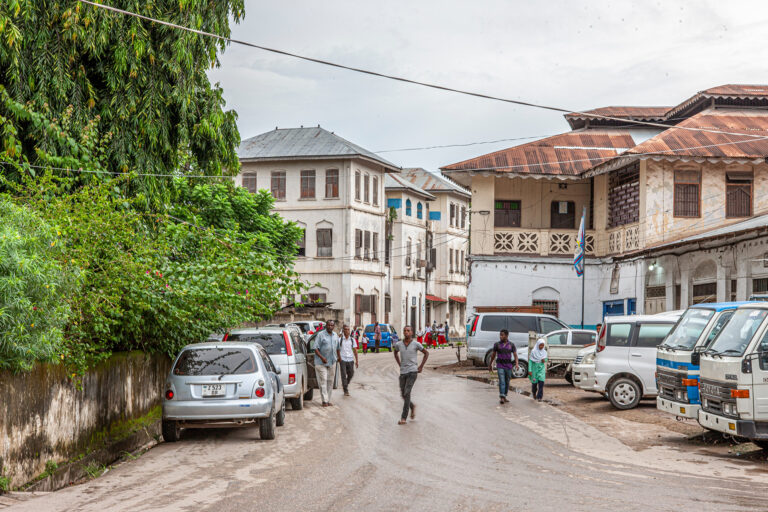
[528,338,548,401]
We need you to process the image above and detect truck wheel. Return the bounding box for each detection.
[260,409,277,440]
[162,420,180,443]
[303,388,314,401]
[565,371,574,385]
[276,399,286,427]
[608,378,641,410]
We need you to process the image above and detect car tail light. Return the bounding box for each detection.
[681,378,698,386]
[165,389,174,400]
[289,373,296,385]
[470,316,479,336]
[255,387,265,398]
[596,324,607,352]
[283,331,293,356]
[731,389,750,399]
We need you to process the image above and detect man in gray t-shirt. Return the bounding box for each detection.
[393,326,429,425]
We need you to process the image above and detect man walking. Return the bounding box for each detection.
[337,324,359,396]
[393,325,429,425]
[314,319,339,407]
[373,322,382,353]
[487,329,519,404]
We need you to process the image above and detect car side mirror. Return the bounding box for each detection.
[691,346,704,366]
[275,366,282,375]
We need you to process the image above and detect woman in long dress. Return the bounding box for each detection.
[528,339,547,401]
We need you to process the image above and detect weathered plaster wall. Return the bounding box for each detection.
[0,351,170,487]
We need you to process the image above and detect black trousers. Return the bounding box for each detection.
[399,372,418,420]
[531,381,544,400]
[340,360,355,392]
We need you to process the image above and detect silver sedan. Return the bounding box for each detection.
[162,342,286,441]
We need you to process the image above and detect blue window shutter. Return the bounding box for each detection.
[429,211,441,221]
[387,198,402,209]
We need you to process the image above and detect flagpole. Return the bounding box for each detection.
[580,207,586,329]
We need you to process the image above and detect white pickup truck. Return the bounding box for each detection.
[525,329,597,382]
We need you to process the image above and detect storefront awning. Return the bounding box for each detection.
[426,294,447,303]
[449,296,466,303]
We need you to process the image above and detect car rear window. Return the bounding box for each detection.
[635,323,675,348]
[480,315,506,332]
[227,333,287,355]
[606,323,632,346]
[173,348,256,376]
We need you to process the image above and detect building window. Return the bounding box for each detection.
[385,233,391,266]
[692,282,717,304]
[300,170,316,199]
[364,231,371,260]
[726,171,753,218]
[416,241,422,268]
[355,229,362,259]
[449,248,454,273]
[532,300,559,318]
[325,169,339,198]
[608,162,640,227]
[673,169,700,218]
[405,199,412,216]
[406,240,412,267]
[303,293,327,304]
[460,206,466,229]
[372,176,379,206]
[385,294,391,324]
[271,171,286,200]
[460,250,465,274]
[550,201,575,229]
[297,229,306,257]
[417,202,423,219]
[355,171,361,201]
[753,277,768,294]
[450,203,456,227]
[316,228,332,257]
[494,200,521,228]
[373,232,379,261]
[242,173,257,193]
[364,174,370,203]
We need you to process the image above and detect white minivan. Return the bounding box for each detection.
[594,312,681,409]
[467,312,569,377]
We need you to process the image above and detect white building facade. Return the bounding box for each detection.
[236,127,399,328]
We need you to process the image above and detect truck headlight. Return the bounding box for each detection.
[702,398,708,409]
[675,390,688,402]
[723,403,736,416]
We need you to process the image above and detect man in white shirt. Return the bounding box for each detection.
[337,324,359,396]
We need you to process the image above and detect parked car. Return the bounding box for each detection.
[162,342,286,442]
[226,328,314,408]
[466,312,570,376]
[292,321,324,336]
[594,312,681,409]
[363,323,400,350]
[265,323,306,342]
[572,345,598,391]
[536,329,597,383]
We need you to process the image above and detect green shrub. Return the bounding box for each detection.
[0,199,75,371]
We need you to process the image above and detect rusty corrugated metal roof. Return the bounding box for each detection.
[702,85,768,97]
[441,130,635,176]
[565,106,670,120]
[627,109,768,159]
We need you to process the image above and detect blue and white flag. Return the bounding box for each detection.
[573,211,585,277]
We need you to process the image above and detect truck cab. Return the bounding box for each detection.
[656,302,748,419]
[698,303,768,446]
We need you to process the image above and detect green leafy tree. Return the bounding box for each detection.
[0,0,244,205]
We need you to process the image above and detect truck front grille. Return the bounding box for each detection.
[699,378,736,417]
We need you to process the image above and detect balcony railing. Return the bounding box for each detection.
[607,223,641,254]
[493,229,595,256]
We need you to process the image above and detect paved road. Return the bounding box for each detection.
[10,350,768,511]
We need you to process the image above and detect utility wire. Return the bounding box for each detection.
[77,0,768,141]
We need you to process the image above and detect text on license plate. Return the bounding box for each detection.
[202,384,226,397]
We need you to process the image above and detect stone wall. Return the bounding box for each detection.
[0,351,170,488]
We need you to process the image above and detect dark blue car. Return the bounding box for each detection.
[363,324,399,350]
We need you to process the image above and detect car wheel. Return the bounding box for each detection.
[260,408,277,440]
[161,420,180,443]
[276,399,286,427]
[291,384,305,410]
[608,378,642,410]
[303,387,314,401]
[511,361,528,379]
[564,371,573,385]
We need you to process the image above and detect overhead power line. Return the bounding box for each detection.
[78,0,768,141]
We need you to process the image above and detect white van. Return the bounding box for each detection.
[594,312,681,409]
[466,313,569,377]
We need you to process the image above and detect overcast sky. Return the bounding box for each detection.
[208,0,768,171]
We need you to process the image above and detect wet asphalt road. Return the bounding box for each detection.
[10,350,768,512]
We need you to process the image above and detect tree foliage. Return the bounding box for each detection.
[0,0,244,205]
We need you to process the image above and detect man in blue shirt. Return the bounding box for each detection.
[314,319,339,407]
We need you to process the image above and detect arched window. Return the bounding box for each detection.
[405,199,412,216]
[417,202,423,219]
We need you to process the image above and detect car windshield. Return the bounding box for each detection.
[707,309,768,356]
[173,347,256,376]
[227,333,287,355]
[295,324,310,333]
[660,308,715,350]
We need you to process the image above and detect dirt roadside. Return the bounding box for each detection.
[436,360,768,460]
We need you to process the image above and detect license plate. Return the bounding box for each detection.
[202,384,226,397]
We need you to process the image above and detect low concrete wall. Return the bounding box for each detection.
[0,351,170,488]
